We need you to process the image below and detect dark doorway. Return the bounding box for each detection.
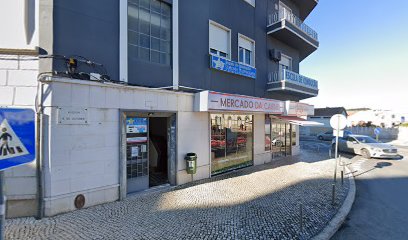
[148,117,169,187]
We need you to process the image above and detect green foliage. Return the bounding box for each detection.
[400,123,408,128]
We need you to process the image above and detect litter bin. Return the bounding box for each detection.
[185,153,197,174]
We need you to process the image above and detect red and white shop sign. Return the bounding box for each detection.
[195,91,284,114]
[285,101,314,117]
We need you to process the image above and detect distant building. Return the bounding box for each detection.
[348,109,403,128]
[301,107,348,136]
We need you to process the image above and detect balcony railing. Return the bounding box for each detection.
[268,68,318,90]
[267,8,318,41]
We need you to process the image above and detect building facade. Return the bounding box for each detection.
[0,0,319,217]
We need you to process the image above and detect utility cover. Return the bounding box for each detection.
[0,108,35,171]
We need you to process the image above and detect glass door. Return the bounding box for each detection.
[125,117,149,193]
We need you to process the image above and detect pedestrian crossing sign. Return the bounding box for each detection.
[0,108,35,171]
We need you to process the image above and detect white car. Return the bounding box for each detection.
[332,134,399,159]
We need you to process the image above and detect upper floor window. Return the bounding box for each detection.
[238,34,255,67]
[128,0,171,65]
[243,0,255,7]
[209,21,231,59]
[279,54,292,71]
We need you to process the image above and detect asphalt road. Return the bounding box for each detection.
[327,144,408,240]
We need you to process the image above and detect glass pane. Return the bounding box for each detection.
[265,116,271,151]
[211,114,253,175]
[126,117,148,179]
[139,7,150,35]
[139,0,149,9]
[129,0,139,5]
[151,50,160,63]
[151,37,160,51]
[160,16,171,40]
[128,44,138,59]
[160,53,170,65]
[239,47,244,63]
[245,49,251,65]
[139,34,150,48]
[128,4,139,31]
[139,47,150,61]
[151,0,161,13]
[160,40,170,53]
[151,12,161,38]
[128,30,139,46]
[161,3,171,16]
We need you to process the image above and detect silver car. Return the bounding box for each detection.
[332,134,399,159]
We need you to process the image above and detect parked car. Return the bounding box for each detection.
[317,130,352,141]
[332,134,399,159]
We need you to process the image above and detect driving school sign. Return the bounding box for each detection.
[194,91,284,114]
[0,108,35,171]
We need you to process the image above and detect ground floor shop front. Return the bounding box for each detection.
[6,78,315,217]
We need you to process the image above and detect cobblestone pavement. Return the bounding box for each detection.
[6,151,350,240]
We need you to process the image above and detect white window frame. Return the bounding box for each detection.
[238,33,255,67]
[209,20,231,60]
[243,0,255,7]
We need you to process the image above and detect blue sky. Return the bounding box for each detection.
[300,0,408,112]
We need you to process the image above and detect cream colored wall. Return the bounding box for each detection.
[253,114,273,165]
[176,112,210,185]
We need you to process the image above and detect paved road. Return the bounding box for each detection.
[328,144,408,239]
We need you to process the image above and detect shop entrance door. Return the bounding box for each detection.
[271,121,291,158]
[121,112,176,195]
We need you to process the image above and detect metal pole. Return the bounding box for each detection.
[299,203,303,233]
[0,171,5,240]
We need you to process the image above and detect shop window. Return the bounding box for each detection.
[211,114,253,175]
[128,0,171,65]
[209,21,231,59]
[291,126,297,146]
[265,115,271,151]
[238,34,255,66]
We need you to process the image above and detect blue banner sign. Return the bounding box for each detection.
[0,108,35,171]
[210,55,256,79]
[284,70,318,89]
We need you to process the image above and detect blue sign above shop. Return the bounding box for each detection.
[210,55,256,79]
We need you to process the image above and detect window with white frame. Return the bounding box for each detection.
[209,21,231,59]
[243,0,255,7]
[238,34,255,66]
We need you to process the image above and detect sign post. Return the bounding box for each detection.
[330,114,347,181]
[374,127,381,142]
[0,108,36,240]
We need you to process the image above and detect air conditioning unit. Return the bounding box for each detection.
[269,49,281,62]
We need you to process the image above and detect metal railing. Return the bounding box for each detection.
[268,67,318,90]
[268,7,318,41]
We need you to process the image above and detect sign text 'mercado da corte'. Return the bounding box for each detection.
[208,92,284,114]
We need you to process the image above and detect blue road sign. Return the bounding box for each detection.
[0,108,35,171]
[374,127,381,135]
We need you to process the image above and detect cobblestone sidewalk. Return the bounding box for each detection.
[6,152,349,240]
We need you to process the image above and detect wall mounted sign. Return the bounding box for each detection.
[58,107,88,125]
[210,55,256,79]
[283,69,318,89]
[284,101,314,117]
[126,117,147,133]
[195,91,284,114]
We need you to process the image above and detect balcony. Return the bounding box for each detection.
[267,8,319,61]
[267,68,318,99]
[291,0,319,20]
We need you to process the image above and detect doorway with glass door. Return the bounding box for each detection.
[122,112,176,195]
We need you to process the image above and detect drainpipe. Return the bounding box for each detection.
[35,76,46,219]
